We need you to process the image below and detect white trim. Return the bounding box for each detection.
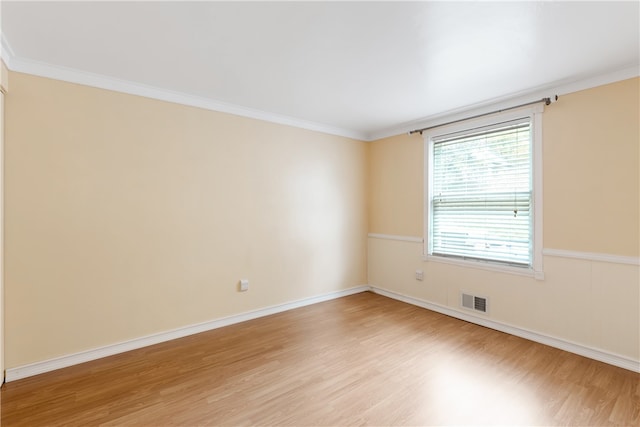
[367,233,423,243]
[552,65,640,99]
[6,282,639,381]
[543,248,640,266]
[369,65,640,141]
[0,34,15,69]
[0,36,366,141]
[425,133,434,257]
[423,254,539,279]
[5,285,370,382]
[370,286,640,373]
[3,32,637,143]
[532,108,544,280]
[422,105,544,280]
[368,235,639,268]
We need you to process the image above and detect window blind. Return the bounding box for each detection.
[431,118,532,267]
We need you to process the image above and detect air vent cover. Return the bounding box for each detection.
[462,293,474,310]
[474,296,487,312]
[461,293,488,314]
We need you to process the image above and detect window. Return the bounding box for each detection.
[425,106,543,278]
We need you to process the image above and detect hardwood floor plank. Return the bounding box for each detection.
[2,292,638,426]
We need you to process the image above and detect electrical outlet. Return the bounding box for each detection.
[415,270,424,281]
[239,279,249,292]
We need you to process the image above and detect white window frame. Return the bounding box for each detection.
[423,105,544,280]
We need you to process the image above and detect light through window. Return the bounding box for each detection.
[429,118,532,267]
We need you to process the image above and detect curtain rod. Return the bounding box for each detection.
[409,95,558,135]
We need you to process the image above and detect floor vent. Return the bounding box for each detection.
[461,293,488,314]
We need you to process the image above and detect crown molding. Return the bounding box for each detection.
[3,31,637,143]
[367,65,640,141]
[1,33,16,68]
[0,34,367,141]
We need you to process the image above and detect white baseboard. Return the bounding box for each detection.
[5,285,370,382]
[0,35,365,141]
[7,283,638,382]
[370,285,640,373]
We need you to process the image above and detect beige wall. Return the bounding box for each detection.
[1,61,7,380]
[544,78,639,256]
[1,61,8,91]
[367,133,423,237]
[368,78,640,361]
[4,69,639,372]
[4,72,368,368]
[368,77,640,252]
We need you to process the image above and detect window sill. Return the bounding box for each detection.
[423,253,545,280]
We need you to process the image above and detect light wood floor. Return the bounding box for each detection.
[1,292,639,426]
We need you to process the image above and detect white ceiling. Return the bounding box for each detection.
[2,1,639,140]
